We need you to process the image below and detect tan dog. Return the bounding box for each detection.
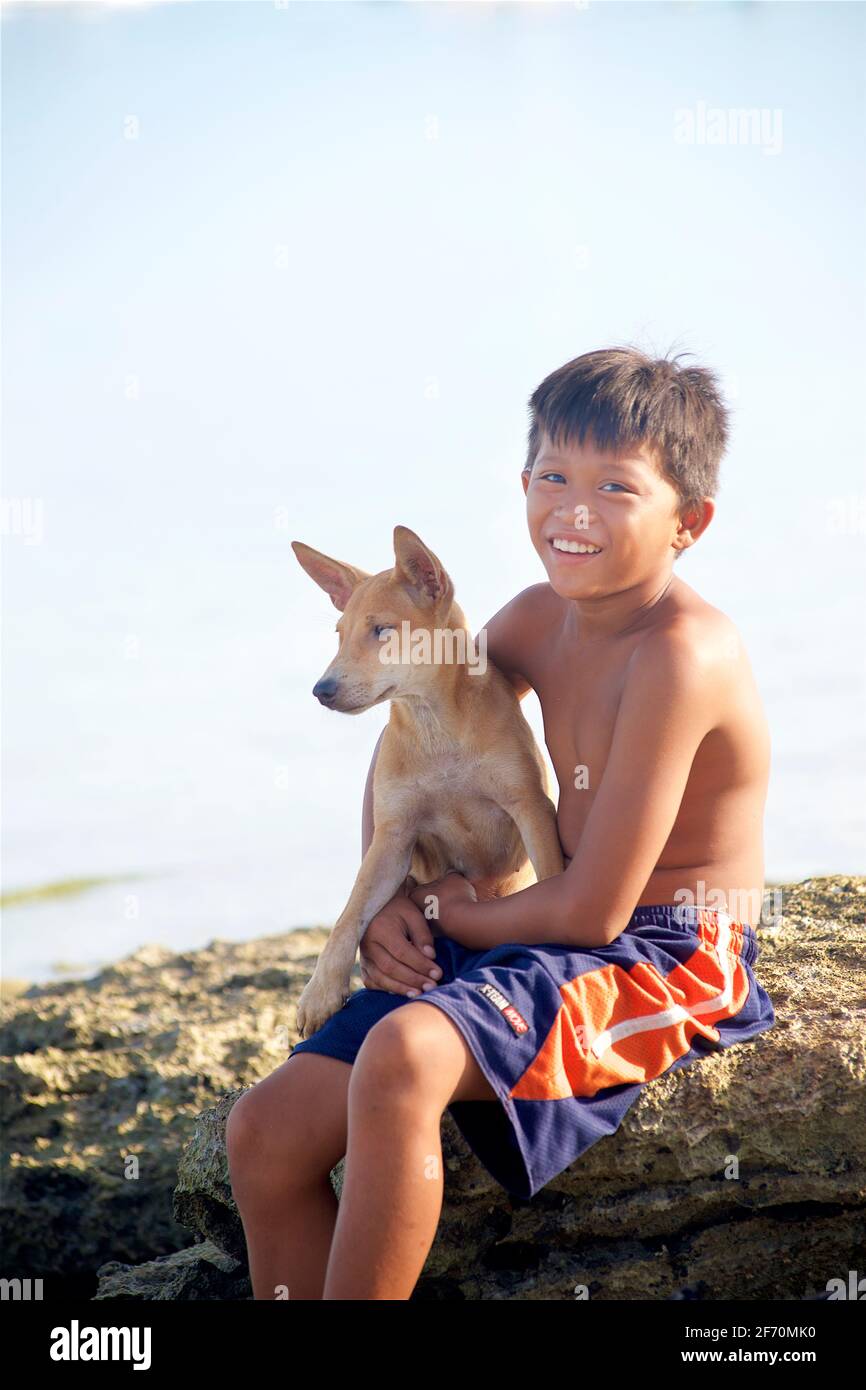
[290,526,564,1038]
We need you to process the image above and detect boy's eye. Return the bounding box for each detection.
[539,478,625,494]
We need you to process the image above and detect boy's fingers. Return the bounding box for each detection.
[360,964,433,996]
[360,959,438,995]
[392,925,442,979]
[360,940,440,991]
[402,906,439,959]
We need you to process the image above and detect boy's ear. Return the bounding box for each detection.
[392,525,451,605]
[674,497,715,552]
[291,541,371,612]
[521,467,531,496]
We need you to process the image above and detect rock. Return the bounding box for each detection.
[0,927,333,1297]
[172,1091,249,1264]
[4,880,865,1300]
[94,1240,251,1301]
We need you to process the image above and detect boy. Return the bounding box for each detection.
[226,346,776,1300]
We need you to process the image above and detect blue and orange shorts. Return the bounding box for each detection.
[289,903,776,1200]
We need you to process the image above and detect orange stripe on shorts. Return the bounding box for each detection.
[510,915,752,1102]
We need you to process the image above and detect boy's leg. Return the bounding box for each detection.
[322,1003,496,1300]
[226,1052,351,1300]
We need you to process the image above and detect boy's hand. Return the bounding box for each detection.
[409,870,478,927]
[359,890,444,997]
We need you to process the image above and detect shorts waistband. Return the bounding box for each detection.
[625,903,760,964]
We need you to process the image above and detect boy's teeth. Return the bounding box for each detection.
[552,538,602,554]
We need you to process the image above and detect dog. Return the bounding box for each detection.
[290,525,564,1038]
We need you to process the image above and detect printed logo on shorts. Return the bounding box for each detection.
[476,982,530,1034]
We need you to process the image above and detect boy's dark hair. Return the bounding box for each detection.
[524,346,730,560]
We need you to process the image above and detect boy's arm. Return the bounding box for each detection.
[423,630,721,949]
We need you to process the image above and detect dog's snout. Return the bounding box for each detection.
[313,676,340,705]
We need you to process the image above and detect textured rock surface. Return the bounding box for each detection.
[0,927,333,1296]
[93,1240,250,1302]
[3,878,864,1300]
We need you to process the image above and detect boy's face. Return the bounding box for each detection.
[521,430,704,598]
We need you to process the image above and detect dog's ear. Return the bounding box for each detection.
[291,541,371,612]
[393,526,451,606]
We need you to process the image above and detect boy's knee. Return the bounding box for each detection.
[225,1088,260,1169]
[351,1007,447,1102]
[226,1083,294,1173]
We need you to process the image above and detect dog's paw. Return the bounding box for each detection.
[296,974,349,1039]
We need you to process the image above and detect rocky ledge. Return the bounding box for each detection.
[1,878,864,1300]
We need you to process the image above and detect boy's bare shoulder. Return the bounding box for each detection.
[478,583,556,655]
[508,581,569,636]
[478,582,560,695]
[632,580,745,687]
[490,580,559,619]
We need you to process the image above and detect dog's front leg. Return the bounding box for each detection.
[295,826,416,1038]
[500,792,564,882]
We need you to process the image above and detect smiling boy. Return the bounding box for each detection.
[227,346,776,1301]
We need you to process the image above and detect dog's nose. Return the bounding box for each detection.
[312,676,340,705]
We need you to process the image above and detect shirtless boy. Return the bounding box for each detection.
[226,345,776,1300]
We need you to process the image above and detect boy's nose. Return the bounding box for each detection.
[313,676,340,705]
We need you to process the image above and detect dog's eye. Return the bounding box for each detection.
[373,624,394,638]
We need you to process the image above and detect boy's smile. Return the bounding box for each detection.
[522,430,710,614]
